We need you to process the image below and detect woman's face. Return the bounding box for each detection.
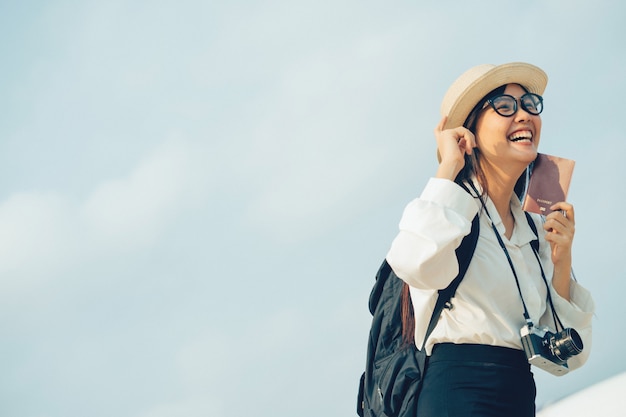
[474,83,542,171]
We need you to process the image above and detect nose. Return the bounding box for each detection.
[514,100,533,122]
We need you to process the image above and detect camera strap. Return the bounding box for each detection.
[529,237,565,330]
[468,181,563,330]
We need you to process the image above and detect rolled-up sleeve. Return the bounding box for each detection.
[386,178,479,290]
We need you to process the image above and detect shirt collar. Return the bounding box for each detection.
[509,196,538,247]
[467,177,538,247]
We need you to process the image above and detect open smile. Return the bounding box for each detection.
[508,130,533,143]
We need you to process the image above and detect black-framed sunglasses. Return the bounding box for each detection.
[484,93,544,117]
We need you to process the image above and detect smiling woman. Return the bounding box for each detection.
[383,63,595,417]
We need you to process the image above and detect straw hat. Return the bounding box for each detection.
[440,62,548,130]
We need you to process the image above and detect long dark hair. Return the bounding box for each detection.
[400,284,414,346]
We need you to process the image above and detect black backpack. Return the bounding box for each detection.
[356,210,540,417]
[356,215,479,417]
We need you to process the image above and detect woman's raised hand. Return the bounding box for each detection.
[434,116,476,180]
[544,202,576,300]
[544,202,575,267]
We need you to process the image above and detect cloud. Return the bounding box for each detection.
[81,139,198,250]
[0,137,210,286]
[0,190,74,277]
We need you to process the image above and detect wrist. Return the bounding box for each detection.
[435,160,463,180]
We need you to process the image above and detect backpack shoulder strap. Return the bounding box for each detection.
[420,213,480,349]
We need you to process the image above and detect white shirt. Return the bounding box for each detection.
[386,178,594,370]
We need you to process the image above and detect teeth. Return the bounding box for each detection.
[509,131,532,142]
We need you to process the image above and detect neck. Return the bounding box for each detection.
[488,180,515,222]
[480,161,524,222]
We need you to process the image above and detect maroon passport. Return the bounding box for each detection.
[522,153,575,215]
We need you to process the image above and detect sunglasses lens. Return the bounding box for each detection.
[521,93,543,115]
[490,96,517,116]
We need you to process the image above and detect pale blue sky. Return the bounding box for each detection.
[1,1,624,416]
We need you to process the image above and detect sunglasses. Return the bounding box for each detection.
[483,93,544,117]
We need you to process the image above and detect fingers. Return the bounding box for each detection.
[543,203,576,266]
[543,202,575,244]
[434,117,476,160]
[544,202,574,229]
[551,202,575,223]
[457,129,476,155]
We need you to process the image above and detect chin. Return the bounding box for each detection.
[517,145,538,161]
[525,150,538,162]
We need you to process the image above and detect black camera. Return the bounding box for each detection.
[520,325,583,376]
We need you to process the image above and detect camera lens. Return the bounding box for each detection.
[550,328,583,361]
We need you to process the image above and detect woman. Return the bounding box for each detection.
[386,63,594,416]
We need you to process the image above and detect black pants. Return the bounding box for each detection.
[416,343,536,417]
